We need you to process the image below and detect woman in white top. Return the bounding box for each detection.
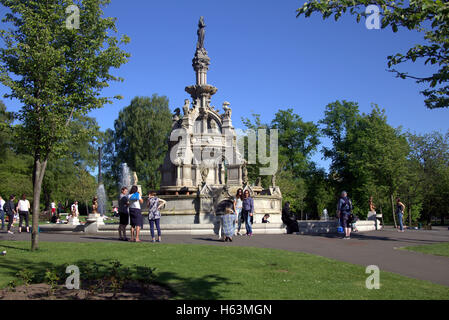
[233,188,243,236]
[128,185,143,242]
[16,194,30,233]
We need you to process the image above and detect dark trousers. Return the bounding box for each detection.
[0,210,4,229]
[19,211,29,229]
[7,214,14,231]
[149,219,161,238]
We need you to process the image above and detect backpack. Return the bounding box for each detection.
[341,197,353,212]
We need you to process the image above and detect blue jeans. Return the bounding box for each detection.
[236,209,242,232]
[0,210,4,229]
[397,212,404,231]
[243,209,252,234]
[149,219,161,238]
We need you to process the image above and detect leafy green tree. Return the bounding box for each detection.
[346,106,409,223]
[107,95,172,193]
[304,166,336,219]
[319,100,360,190]
[407,131,449,224]
[242,109,320,216]
[271,109,320,177]
[297,0,449,109]
[320,101,409,223]
[0,0,130,250]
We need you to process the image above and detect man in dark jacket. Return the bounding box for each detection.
[3,195,16,234]
[282,202,299,234]
[337,191,353,239]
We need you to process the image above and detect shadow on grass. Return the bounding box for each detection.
[0,252,239,299]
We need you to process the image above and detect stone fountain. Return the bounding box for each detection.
[158,17,282,227]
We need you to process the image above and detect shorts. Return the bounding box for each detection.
[119,211,129,226]
[340,212,351,228]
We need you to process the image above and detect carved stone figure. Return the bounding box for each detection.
[200,165,209,184]
[182,99,190,115]
[256,177,262,187]
[242,162,248,185]
[132,172,138,185]
[172,108,181,122]
[222,101,231,118]
[271,174,276,187]
[92,197,98,214]
[196,16,206,50]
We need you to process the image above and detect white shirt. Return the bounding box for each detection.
[51,202,56,209]
[71,204,79,215]
[0,199,5,211]
[17,199,30,212]
[128,193,141,209]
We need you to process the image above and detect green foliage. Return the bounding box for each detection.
[15,269,34,286]
[103,95,172,195]
[405,131,449,223]
[320,101,410,221]
[271,108,320,176]
[297,0,449,109]
[0,0,130,249]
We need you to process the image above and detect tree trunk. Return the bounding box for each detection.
[31,156,48,251]
[390,194,397,229]
[408,205,412,227]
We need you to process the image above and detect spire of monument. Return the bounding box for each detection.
[186,17,217,103]
[192,16,210,86]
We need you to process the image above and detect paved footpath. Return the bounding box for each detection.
[1,226,449,287]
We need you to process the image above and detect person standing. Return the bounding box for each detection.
[50,201,56,216]
[70,201,79,218]
[233,188,243,236]
[128,185,143,242]
[147,191,166,243]
[396,197,406,232]
[222,209,236,242]
[242,190,254,236]
[282,202,299,234]
[118,187,129,241]
[16,194,30,233]
[337,191,353,239]
[0,196,5,230]
[4,195,16,234]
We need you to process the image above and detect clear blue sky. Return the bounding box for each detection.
[1,0,448,171]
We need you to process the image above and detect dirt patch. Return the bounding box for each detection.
[0,281,174,300]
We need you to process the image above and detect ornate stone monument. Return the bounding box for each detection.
[87,196,104,225]
[158,17,282,224]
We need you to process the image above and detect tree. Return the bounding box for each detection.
[0,0,130,250]
[407,131,449,224]
[345,106,409,223]
[297,0,449,109]
[107,95,172,193]
[242,109,320,217]
[271,109,320,177]
[320,101,410,223]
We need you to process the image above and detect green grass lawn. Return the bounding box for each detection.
[401,242,449,258]
[0,241,448,300]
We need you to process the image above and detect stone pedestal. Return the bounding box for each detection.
[87,213,104,225]
[67,216,80,226]
[367,211,377,221]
